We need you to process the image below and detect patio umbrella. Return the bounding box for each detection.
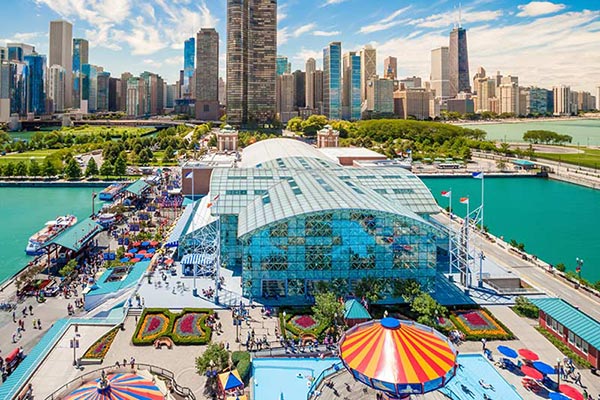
[559,384,583,400]
[147,248,156,253]
[165,259,174,265]
[141,241,150,247]
[120,257,130,263]
[549,393,571,400]
[129,248,139,253]
[124,253,134,258]
[130,258,141,263]
[150,240,159,246]
[533,361,556,375]
[144,254,153,259]
[132,241,142,247]
[497,345,518,358]
[518,348,539,361]
[137,249,147,254]
[521,365,543,380]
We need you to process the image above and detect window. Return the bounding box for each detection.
[203,104,209,112]
[225,189,247,195]
[568,331,575,344]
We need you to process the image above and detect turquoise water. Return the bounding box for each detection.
[423,177,600,282]
[462,119,600,145]
[441,354,522,399]
[252,358,338,400]
[0,186,106,285]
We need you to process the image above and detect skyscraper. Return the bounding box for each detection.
[226,0,277,126]
[119,72,132,112]
[108,77,120,112]
[81,64,97,113]
[184,37,195,95]
[48,65,65,112]
[323,42,342,120]
[293,70,305,109]
[305,58,316,109]
[97,71,110,112]
[276,73,295,121]
[49,20,73,108]
[430,46,450,99]
[342,51,361,120]
[6,43,35,62]
[276,56,291,76]
[383,56,397,80]
[195,28,219,120]
[23,53,46,115]
[553,85,572,116]
[499,76,519,115]
[72,38,89,109]
[313,70,324,115]
[360,45,376,103]
[448,27,470,96]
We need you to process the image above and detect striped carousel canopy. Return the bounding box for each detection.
[339,318,457,397]
[64,373,164,400]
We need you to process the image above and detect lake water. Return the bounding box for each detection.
[461,119,600,146]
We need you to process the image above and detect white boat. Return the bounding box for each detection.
[25,215,78,256]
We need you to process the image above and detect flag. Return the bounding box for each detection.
[212,194,220,202]
[472,172,484,179]
[206,194,220,208]
[460,197,469,204]
[441,190,451,198]
[185,171,193,179]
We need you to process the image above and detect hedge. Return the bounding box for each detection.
[132,308,213,346]
[535,326,592,369]
[232,351,252,383]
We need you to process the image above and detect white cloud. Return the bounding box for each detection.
[291,48,323,68]
[313,30,340,37]
[0,32,45,46]
[320,0,348,7]
[278,27,291,45]
[517,1,566,17]
[359,6,411,33]
[33,0,131,24]
[278,3,288,22]
[409,8,503,28]
[293,23,316,37]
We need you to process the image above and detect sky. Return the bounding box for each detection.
[0,0,598,91]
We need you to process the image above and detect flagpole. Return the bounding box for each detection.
[465,196,470,287]
[192,166,197,297]
[481,174,485,233]
[448,189,452,275]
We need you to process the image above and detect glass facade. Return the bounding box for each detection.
[324,42,341,120]
[81,64,97,112]
[276,56,290,76]
[184,37,195,95]
[350,53,361,120]
[23,54,45,115]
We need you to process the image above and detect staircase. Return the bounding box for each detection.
[127,307,143,317]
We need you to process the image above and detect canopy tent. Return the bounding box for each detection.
[218,369,244,392]
[63,373,164,400]
[45,217,103,253]
[344,299,371,327]
[124,179,150,197]
[340,318,457,398]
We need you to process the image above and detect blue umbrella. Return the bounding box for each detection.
[549,392,570,400]
[120,257,130,262]
[129,248,138,253]
[533,361,556,375]
[497,345,518,358]
[147,248,156,253]
[141,241,151,247]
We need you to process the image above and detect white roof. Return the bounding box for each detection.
[317,147,386,162]
[239,138,331,168]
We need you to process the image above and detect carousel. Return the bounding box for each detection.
[339,317,458,399]
[63,371,165,400]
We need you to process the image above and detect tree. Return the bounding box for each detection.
[59,259,78,277]
[163,145,175,163]
[353,277,386,303]
[499,142,511,155]
[301,115,328,135]
[195,342,230,375]
[286,116,303,132]
[496,159,507,171]
[113,154,127,176]
[99,160,114,177]
[312,291,344,328]
[64,158,82,180]
[15,160,28,176]
[411,292,446,326]
[3,161,15,176]
[43,158,58,177]
[85,157,99,177]
[392,279,421,302]
[29,159,41,176]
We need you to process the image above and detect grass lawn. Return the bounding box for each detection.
[0,149,59,165]
[536,147,600,170]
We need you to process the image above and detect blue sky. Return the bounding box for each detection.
[1,0,598,91]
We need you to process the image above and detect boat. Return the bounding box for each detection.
[98,183,125,201]
[25,215,77,255]
[97,213,116,228]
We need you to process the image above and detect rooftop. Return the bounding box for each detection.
[46,217,103,252]
[317,146,387,162]
[124,179,150,196]
[239,137,333,168]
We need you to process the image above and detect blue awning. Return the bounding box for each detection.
[181,253,217,265]
[165,203,195,247]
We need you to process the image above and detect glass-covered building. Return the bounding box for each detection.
[23,53,45,115]
[180,139,443,301]
[324,42,342,120]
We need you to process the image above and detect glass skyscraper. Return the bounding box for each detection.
[81,64,97,112]
[23,53,45,115]
[323,42,341,120]
[72,38,89,108]
[449,27,470,96]
[276,56,290,76]
[184,37,195,96]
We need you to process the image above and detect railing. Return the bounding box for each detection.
[306,361,344,399]
[43,363,195,400]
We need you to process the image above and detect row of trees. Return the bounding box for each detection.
[523,130,573,145]
[0,154,127,179]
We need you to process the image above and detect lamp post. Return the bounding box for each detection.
[556,358,561,386]
[70,333,80,368]
[576,257,583,280]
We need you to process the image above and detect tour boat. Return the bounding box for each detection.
[98,183,125,201]
[25,215,77,255]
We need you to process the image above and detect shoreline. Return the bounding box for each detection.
[452,116,600,126]
[0,180,124,188]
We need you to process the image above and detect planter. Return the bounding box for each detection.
[79,358,103,366]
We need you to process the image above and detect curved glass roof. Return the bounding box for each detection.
[239,138,336,168]
[237,170,433,238]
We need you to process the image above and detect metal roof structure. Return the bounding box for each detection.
[124,179,150,196]
[239,138,333,168]
[46,217,103,252]
[344,299,371,320]
[530,297,600,349]
[165,202,196,247]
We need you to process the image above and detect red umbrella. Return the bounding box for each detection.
[165,259,174,265]
[518,348,539,361]
[137,249,147,254]
[521,365,543,380]
[559,384,583,400]
[132,241,142,247]
[125,253,134,257]
[150,240,159,246]
[130,258,141,263]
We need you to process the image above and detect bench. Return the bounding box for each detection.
[154,337,174,349]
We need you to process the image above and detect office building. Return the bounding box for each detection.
[473,68,496,113]
[527,87,549,115]
[447,95,474,114]
[218,77,226,105]
[342,51,361,120]
[195,28,219,120]
[400,76,422,89]
[126,77,145,117]
[183,37,195,96]
[81,64,98,113]
[384,56,397,80]
[0,47,7,62]
[72,38,88,109]
[553,85,572,116]
[7,43,35,62]
[323,42,342,120]
[119,72,132,112]
[276,56,291,76]
[313,70,324,115]
[292,70,305,110]
[140,71,164,115]
[48,64,65,113]
[108,77,120,111]
[360,45,376,102]
[97,71,110,112]
[499,76,519,115]
[226,0,277,126]
[430,47,449,99]
[276,73,296,122]
[448,27,470,96]
[23,53,46,115]
[575,91,594,112]
[597,86,600,110]
[305,58,316,109]
[365,76,394,116]
[394,87,434,120]
[49,20,73,108]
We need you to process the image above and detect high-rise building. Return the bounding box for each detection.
[140,71,164,115]
[97,71,110,112]
[183,37,195,95]
[276,73,295,122]
[473,68,496,113]
[6,43,35,62]
[360,45,376,102]
[365,76,394,115]
[553,85,571,116]
[400,76,422,89]
[383,56,397,80]
[49,20,73,108]
[394,87,434,120]
[195,28,219,120]
[305,58,316,109]
[575,91,594,112]
[0,47,7,62]
[23,53,46,115]
[126,77,145,117]
[72,38,88,109]
[342,51,361,120]
[430,47,449,99]
[226,0,277,126]
[108,77,120,112]
[276,56,291,76]
[292,70,305,109]
[499,76,519,115]
[218,77,226,105]
[166,84,177,109]
[119,72,132,112]
[448,27,470,96]
[313,70,324,115]
[81,64,97,113]
[323,42,342,120]
[48,64,65,113]
[596,86,600,110]
[528,87,550,115]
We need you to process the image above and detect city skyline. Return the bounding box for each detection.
[0,0,597,91]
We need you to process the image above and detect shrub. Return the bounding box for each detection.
[280,311,330,340]
[535,326,591,369]
[231,350,251,365]
[512,296,539,319]
[82,327,120,360]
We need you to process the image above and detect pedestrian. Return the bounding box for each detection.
[33,319,37,330]
[115,360,120,368]
[123,358,127,367]
[130,357,135,369]
[22,307,27,317]
[481,338,487,351]
[575,371,582,386]
[28,305,33,315]
[12,333,16,343]
[12,310,16,323]
[37,319,41,330]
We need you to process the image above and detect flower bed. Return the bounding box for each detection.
[450,308,514,340]
[280,311,330,340]
[133,308,213,346]
[82,327,119,361]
